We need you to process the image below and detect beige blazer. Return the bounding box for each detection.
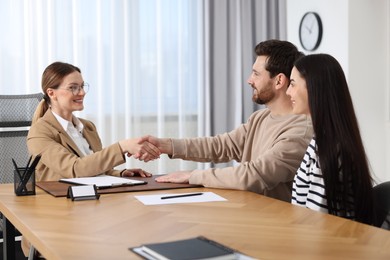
[27,109,124,181]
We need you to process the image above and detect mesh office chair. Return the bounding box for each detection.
[0,93,43,260]
[373,181,390,230]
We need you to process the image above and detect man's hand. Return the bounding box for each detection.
[155,171,191,183]
[143,135,173,155]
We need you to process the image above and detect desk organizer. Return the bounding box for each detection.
[14,167,35,196]
[13,155,41,196]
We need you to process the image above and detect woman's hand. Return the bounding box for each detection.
[122,168,152,177]
[119,136,161,162]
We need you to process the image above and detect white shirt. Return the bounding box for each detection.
[52,111,93,156]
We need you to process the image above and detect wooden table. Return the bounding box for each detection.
[1,183,390,260]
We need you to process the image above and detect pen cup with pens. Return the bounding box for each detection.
[14,167,35,196]
[13,155,41,196]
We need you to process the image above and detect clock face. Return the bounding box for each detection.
[299,12,322,51]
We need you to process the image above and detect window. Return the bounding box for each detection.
[0,0,202,173]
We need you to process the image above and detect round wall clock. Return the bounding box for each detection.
[299,12,323,51]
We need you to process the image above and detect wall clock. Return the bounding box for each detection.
[299,12,323,51]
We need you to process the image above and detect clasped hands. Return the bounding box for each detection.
[120,135,164,163]
[120,135,191,183]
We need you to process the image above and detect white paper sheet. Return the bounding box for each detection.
[134,192,227,205]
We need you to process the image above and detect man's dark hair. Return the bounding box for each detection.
[255,39,303,78]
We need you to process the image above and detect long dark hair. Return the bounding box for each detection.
[294,54,373,224]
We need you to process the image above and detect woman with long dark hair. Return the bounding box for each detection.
[286,54,374,224]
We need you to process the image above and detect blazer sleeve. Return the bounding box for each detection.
[27,119,125,181]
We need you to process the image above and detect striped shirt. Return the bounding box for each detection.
[292,138,328,213]
[292,138,356,220]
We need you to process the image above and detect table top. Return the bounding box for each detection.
[1,183,390,260]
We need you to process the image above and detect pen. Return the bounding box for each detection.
[24,155,32,177]
[12,158,25,192]
[97,182,136,190]
[12,158,22,180]
[112,183,134,187]
[161,192,203,200]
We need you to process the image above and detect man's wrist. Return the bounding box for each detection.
[161,138,173,155]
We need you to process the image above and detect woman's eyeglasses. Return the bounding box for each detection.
[59,83,89,95]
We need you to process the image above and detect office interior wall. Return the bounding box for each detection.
[387,0,390,184]
[286,0,390,183]
[348,0,389,184]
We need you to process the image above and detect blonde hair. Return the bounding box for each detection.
[32,62,81,124]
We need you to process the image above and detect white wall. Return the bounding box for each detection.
[286,0,390,183]
[287,0,349,75]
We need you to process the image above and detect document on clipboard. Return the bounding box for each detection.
[59,175,147,189]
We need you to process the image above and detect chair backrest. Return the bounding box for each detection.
[0,93,42,242]
[0,93,43,184]
[373,181,390,229]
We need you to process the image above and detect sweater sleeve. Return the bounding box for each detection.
[170,110,313,201]
[171,129,247,163]
[188,134,310,195]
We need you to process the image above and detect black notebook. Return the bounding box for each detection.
[131,236,252,260]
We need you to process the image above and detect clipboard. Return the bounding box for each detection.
[59,175,147,189]
[37,175,202,197]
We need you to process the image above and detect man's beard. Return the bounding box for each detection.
[252,85,275,105]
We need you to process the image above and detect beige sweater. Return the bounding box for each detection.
[171,109,313,202]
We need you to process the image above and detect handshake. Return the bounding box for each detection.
[119,135,171,163]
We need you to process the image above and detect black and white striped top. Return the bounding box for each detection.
[292,138,357,220]
[291,138,328,213]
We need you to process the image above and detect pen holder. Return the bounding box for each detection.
[14,167,36,196]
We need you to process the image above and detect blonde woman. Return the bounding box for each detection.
[27,61,160,181]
